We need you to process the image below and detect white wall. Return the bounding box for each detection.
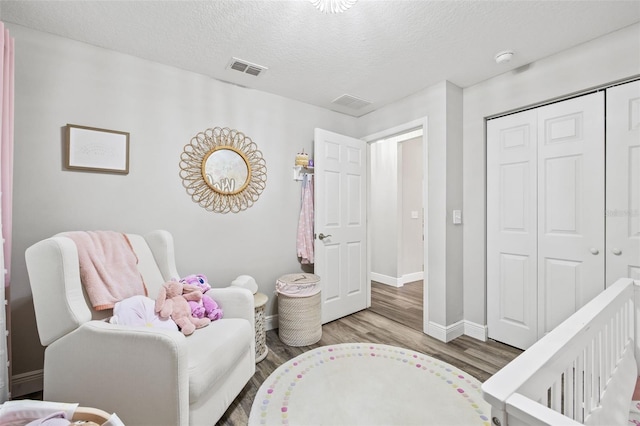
[462,23,640,329]
[369,134,423,286]
[400,137,423,278]
[370,139,399,280]
[7,23,358,379]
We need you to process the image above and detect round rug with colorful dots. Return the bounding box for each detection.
[248,343,491,426]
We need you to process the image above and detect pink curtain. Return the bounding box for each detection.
[0,22,14,403]
[0,23,14,288]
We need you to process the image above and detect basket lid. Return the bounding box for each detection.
[277,273,320,285]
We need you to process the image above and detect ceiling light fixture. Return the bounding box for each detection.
[494,50,514,64]
[309,0,357,14]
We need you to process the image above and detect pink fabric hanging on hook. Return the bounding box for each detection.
[296,174,314,264]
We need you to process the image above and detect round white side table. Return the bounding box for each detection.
[254,292,269,362]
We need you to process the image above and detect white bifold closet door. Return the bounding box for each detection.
[606,81,640,285]
[487,92,605,350]
[486,109,538,350]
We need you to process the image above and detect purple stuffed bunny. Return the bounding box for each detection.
[180,274,224,321]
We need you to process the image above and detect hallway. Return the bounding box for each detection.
[370,280,423,331]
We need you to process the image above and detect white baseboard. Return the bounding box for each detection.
[11,369,43,398]
[401,272,423,284]
[266,314,278,331]
[370,273,401,287]
[371,272,424,288]
[427,320,464,343]
[428,320,488,343]
[463,321,488,342]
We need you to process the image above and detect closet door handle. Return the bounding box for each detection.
[318,233,332,241]
[611,248,622,256]
[589,247,599,255]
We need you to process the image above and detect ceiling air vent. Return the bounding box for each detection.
[332,94,372,110]
[227,57,267,77]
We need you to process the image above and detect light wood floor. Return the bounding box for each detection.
[217,289,523,425]
[370,280,423,331]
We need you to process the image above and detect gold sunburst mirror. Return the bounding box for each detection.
[179,127,267,213]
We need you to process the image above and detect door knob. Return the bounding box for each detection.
[589,248,599,255]
[611,248,622,256]
[318,233,332,241]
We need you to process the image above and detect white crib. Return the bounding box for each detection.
[482,277,639,426]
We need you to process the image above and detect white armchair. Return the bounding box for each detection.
[25,230,255,426]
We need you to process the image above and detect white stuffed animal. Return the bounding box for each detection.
[231,275,258,294]
[110,295,178,331]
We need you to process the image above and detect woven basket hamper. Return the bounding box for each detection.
[278,291,322,346]
[277,273,322,346]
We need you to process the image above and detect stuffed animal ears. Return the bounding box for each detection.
[180,274,208,285]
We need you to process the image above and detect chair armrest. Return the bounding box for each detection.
[143,230,180,281]
[72,406,113,424]
[45,321,189,426]
[25,236,92,346]
[207,287,254,324]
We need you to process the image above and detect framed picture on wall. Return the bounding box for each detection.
[65,124,130,174]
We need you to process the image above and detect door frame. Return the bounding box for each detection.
[363,117,430,333]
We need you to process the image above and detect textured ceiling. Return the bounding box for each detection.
[1,0,639,117]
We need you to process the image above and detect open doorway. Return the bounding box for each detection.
[367,128,424,332]
[370,281,423,331]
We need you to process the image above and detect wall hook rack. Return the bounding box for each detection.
[293,165,314,181]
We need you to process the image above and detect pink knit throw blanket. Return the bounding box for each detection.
[64,231,147,311]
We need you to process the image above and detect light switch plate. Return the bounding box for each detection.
[453,210,462,224]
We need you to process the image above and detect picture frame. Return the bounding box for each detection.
[65,124,130,174]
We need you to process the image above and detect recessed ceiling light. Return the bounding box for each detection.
[494,50,514,64]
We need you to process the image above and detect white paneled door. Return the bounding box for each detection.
[606,81,640,284]
[314,128,367,324]
[487,92,605,350]
[536,93,605,335]
[487,109,539,350]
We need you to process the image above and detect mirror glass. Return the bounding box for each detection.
[203,147,250,195]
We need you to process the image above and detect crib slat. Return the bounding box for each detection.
[564,365,574,418]
[610,316,616,382]
[616,309,621,361]
[585,338,597,416]
[595,330,603,406]
[549,378,561,411]
[626,298,632,348]
[584,341,591,416]
[576,350,585,423]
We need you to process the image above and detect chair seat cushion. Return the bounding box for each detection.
[186,318,253,402]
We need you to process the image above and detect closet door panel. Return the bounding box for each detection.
[487,110,538,349]
[537,92,605,336]
[606,81,640,284]
[542,258,581,331]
